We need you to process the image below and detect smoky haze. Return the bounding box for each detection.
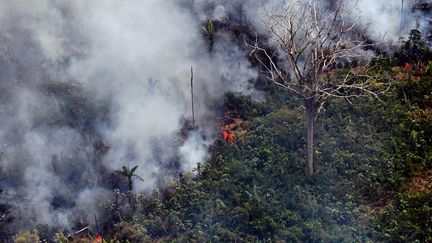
[0,0,428,232]
[0,0,258,229]
[192,0,430,43]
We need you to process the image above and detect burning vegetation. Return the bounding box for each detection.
[0,0,432,242]
[222,110,244,144]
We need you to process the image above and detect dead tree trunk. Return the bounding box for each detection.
[306,109,314,176]
[253,0,389,176]
[305,98,317,176]
[190,66,195,128]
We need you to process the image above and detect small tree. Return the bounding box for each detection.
[252,0,388,176]
[116,165,144,211]
[14,230,40,243]
[116,165,144,191]
[396,29,432,66]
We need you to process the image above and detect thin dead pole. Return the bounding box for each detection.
[190,66,195,128]
[400,0,404,31]
[94,214,99,232]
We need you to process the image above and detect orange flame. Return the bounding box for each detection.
[221,109,245,144]
[78,234,103,243]
[93,235,103,243]
[223,130,229,140]
[222,129,234,144]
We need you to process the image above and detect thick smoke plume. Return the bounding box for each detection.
[0,0,429,233]
[191,0,431,43]
[0,0,257,230]
[357,0,431,43]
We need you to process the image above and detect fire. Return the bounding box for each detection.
[404,62,412,70]
[396,62,426,81]
[77,234,103,243]
[223,127,235,144]
[223,130,229,140]
[221,109,244,144]
[94,235,103,243]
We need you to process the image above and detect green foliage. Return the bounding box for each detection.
[101,63,432,240]
[108,50,432,240]
[115,165,144,191]
[394,29,432,65]
[202,19,215,50]
[54,232,70,243]
[85,33,432,242]
[375,192,432,242]
[114,221,150,242]
[14,230,40,243]
[109,96,394,241]
[398,75,432,108]
[223,92,270,120]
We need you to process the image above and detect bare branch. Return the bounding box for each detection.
[252,0,388,106]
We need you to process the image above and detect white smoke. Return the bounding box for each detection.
[356,0,431,43]
[191,0,430,43]
[66,0,259,191]
[357,0,403,43]
[0,0,429,232]
[179,131,208,173]
[0,0,257,229]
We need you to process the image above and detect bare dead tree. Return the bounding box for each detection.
[251,0,389,176]
[191,66,195,128]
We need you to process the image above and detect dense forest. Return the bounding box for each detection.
[1,0,432,242]
[10,29,432,243]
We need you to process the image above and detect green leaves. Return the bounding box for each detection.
[116,165,144,181]
[202,19,215,47]
[115,165,144,192]
[107,54,432,241]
